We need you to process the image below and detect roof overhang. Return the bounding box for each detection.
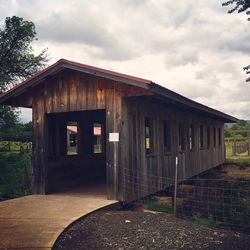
[0,59,151,104]
[149,83,238,123]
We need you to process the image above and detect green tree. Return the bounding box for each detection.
[223,0,250,19]
[0,16,48,91]
[0,106,20,131]
[222,0,250,82]
[0,16,48,131]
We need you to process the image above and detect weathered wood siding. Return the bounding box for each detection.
[14,69,151,200]
[122,97,225,201]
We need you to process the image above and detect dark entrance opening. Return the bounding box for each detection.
[46,109,106,196]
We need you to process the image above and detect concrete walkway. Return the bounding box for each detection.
[0,192,117,249]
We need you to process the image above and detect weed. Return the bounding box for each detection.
[144,196,173,214]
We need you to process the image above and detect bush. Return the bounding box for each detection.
[0,152,32,198]
[144,196,173,213]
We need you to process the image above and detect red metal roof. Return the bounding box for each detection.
[0,58,151,99]
[59,59,151,84]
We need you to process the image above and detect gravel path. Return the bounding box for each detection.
[53,209,250,250]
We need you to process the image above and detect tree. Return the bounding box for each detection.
[0,106,20,131]
[222,1,250,82]
[222,0,250,19]
[0,16,48,91]
[0,16,48,134]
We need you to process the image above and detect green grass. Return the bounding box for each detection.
[0,142,32,199]
[191,213,217,227]
[144,196,173,213]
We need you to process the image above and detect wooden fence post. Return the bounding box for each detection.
[174,156,178,216]
[232,139,236,156]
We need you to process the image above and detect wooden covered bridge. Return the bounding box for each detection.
[0,59,237,201]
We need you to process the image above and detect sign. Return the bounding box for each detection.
[109,133,119,142]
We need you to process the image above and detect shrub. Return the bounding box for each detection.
[0,152,32,198]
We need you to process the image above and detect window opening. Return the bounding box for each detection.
[189,124,195,150]
[93,123,103,153]
[179,123,185,151]
[67,122,78,155]
[199,125,204,149]
[145,117,154,155]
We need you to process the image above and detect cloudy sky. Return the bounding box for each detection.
[1,0,250,122]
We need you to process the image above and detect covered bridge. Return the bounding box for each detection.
[0,59,237,201]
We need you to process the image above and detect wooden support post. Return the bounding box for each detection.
[232,138,236,156]
[174,156,178,216]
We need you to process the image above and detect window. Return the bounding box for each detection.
[199,125,204,149]
[189,124,195,150]
[207,126,211,148]
[218,128,222,146]
[145,117,154,155]
[178,123,185,151]
[93,123,103,154]
[163,121,171,152]
[213,127,216,147]
[67,121,78,155]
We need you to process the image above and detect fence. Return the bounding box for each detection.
[0,141,32,154]
[123,166,250,234]
[175,178,250,233]
[231,140,250,156]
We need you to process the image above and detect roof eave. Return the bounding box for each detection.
[149,82,238,123]
[0,60,150,104]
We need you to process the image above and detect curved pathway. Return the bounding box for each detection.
[0,193,117,249]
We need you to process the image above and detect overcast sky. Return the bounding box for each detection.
[1,0,250,122]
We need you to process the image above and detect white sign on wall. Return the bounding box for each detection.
[109,133,119,142]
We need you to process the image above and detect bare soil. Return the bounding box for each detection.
[202,163,250,180]
[53,209,250,250]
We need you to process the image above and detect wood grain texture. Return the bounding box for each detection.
[122,97,225,201]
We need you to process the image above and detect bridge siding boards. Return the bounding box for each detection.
[122,97,225,201]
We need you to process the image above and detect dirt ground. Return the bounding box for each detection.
[198,163,250,181]
[53,209,250,250]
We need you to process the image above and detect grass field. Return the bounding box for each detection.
[0,141,32,199]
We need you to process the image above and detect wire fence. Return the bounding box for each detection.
[175,178,250,233]
[123,167,250,234]
[0,141,32,154]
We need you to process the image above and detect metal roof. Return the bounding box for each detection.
[0,58,238,123]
